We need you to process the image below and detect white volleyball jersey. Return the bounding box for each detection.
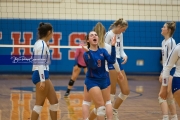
[161,37,176,67]
[105,30,126,58]
[163,43,180,80]
[32,40,50,81]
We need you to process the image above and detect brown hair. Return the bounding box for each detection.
[93,22,106,48]
[166,21,176,37]
[38,22,53,39]
[109,18,128,30]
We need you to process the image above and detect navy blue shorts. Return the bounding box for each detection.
[32,70,49,84]
[108,58,124,71]
[85,78,108,91]
[172,77,180,94]
[170,67,175,76]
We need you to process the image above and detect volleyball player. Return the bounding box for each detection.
[160,43,180,108]
[82,23,123,120]
[105,18,129,119]
[31,22,58,120]
[82,31,116,120]
[64,41,87,97]
[158,22,178,120]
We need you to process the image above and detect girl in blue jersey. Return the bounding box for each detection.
[105,18,129,119]
[31,23,58,120]
[158,21,178,120]
[82,23,123,120]
[82,31,116,120]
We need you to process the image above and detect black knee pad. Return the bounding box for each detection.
[68,79,75,86]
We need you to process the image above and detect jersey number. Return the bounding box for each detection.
[97,59,101,67]
[117,42,120,47]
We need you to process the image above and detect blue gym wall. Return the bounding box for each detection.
[0,19,180,74]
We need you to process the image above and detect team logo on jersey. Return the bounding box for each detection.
[97,59,101,67]
[118,37,120,39]
[41,74,44,79]
[100,54,103,57]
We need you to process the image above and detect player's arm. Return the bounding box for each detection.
[120,34,127,64]
[104,32,111,44]
[160,46,179,99]
[162,46,179,86]
[104,46,116,64]
[105,43,121,71]
[83,52,97,69]
[36,44,46,82]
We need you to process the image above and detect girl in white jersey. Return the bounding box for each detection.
[158,22,178,120]
[105,18,129,119]
[31,23,58,120]
[160,43,180,107]
[82,22,123,120]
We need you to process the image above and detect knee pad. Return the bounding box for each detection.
[93,108,97,115]
[167,99,175,105]
[82,100,91,106]
[33,105,42,114]
[68,79,75,86]
[118,92,128,101]
[105,100,111,105]
[49,103,59,111]
[158,97,166,104]
[110,94,115,103]
[97,106,106,116]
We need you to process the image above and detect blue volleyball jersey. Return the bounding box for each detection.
[83,46,116,80]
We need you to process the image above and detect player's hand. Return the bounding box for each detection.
[111,35,116,46]
[39,81,45,90]
[121,56,128,64]
[159,86,168,100]
[117,71,124,81]
[81,44,89,52]
[159,74,162,83]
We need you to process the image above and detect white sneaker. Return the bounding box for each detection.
[113,109,119,120]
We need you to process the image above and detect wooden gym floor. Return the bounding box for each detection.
[0,74,180,120]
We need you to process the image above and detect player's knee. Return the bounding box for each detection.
[97,106,106,116]
[110,94,115,103]
[49,103,59,111]
[68,79,75,86]
[167,98,175,105]
[158,97,166,104]
[33,105,43,114]
[82,100,91,106]
[105,100,111,105]
[118,92,128,100]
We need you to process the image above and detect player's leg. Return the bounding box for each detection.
[47,80,59,120]
[174,90,180,107]
[109,70,117,103]
[159,85,169,120]
[113,70,129,108]
[88,87,106,120]
[82,84,93,120]
[102,85,113,120]
[167,76,178,120]
[31,80,49,120]
[64,65,81,97]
